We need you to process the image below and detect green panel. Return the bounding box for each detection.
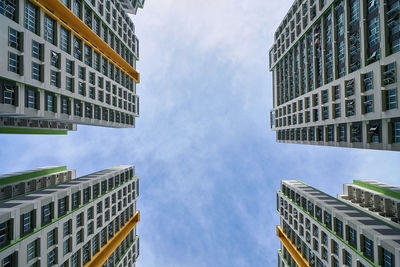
[0,127,68,135]
[354,180,400,200]
[0,166,67,186]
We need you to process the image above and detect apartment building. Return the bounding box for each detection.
[339,180,400,230]
[0,165,140,267]
[0,0,144,134]
[277,180,399,266]
[269,0,400,151]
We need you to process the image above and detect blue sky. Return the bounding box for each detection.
[1,0,400,266]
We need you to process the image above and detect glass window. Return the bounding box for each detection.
[66,77,74,92]
[32,62,41,81]
[27,240,36,260]
[60,26,70,53]
[44,15,56,45]
[364,236,374,261]
[50,70,59,87]
[26,87,37,109]
[73,36,82,60]
[47,229,56,248]
[387,89,397,110]
[63,239,70,255]
[394,122,400,143]
[32,40,41,60]
[42,204,52,225]
[63,220,70,237]
[25,0,39,34]
[46,93,55,112]
[8,52,19,74]
[8,28,20,50]
[0,0,18,21]
[50,51,59,68]
[75,101,81,116]
[73,0,82,18]
[22,212,32,234]
[48,249,56,266]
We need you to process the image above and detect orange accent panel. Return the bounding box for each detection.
[84,211,140,267]
[277,225,310,267]
[33,0,140,83]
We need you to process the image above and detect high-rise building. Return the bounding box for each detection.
[277,180,400,267]
[269,0,400,151]
[0,0,144,135]
[0,165,140,267]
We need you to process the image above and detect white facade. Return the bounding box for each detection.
[0,165,140,267]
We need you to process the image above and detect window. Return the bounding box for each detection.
[58,197,67,217]
[71,252,79,267]
[332,240,338,255]
[66,77,74,92]
[335,218,343,238]
[348,226,357,247]
[26,87,38,109]
[363,72,373,91]
[83,188,90,203]
[60,26,70,53]
[66,59,74,75]
[42,203,52,226]
[335,103,341,118]
[3,86,17,106]
[382,248,394,267]
[351,123,362,142]
[87,222,93,235]
[84,44,92,66]
[383,63,396,85]
[63,220,70,237]
[0,0,18,21]
[0,221,11,248]
[27,240,37,261]
[78,66,86,80]
[78,82,86,96]
[394,122,400,143]
[72,192,80,209]
[76,212,83,227]
[32,40,42,60]
[59,97,67,114]
[46,93,56,112]
[74,100,81,116]
[32,62,42,81]
[63,238,70,255]
[44,15,56,45]
[48,249,56,266]
[73,0,82,18]
[346,100,355,116]
[47,229,56,248]
[2,254,13,267]
[8,52,20,74]
[87,206,93,220]
[363,236,374,261]
[50,51,60,68]
[25,1,39,35]
[50,70,60,87]
[8,28,21,50]
[22,211,33,235]
[333,85,340,100]
[364,95,373,113]
[73,36,82,60]
[386,89,397,110]
[345,250,352,267]
[76,229,83,244]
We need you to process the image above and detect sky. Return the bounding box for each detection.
[1,0,400,266]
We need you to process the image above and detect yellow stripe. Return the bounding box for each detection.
[276,225,310,267]
[84,211,140,267]
[32,0,140,83]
